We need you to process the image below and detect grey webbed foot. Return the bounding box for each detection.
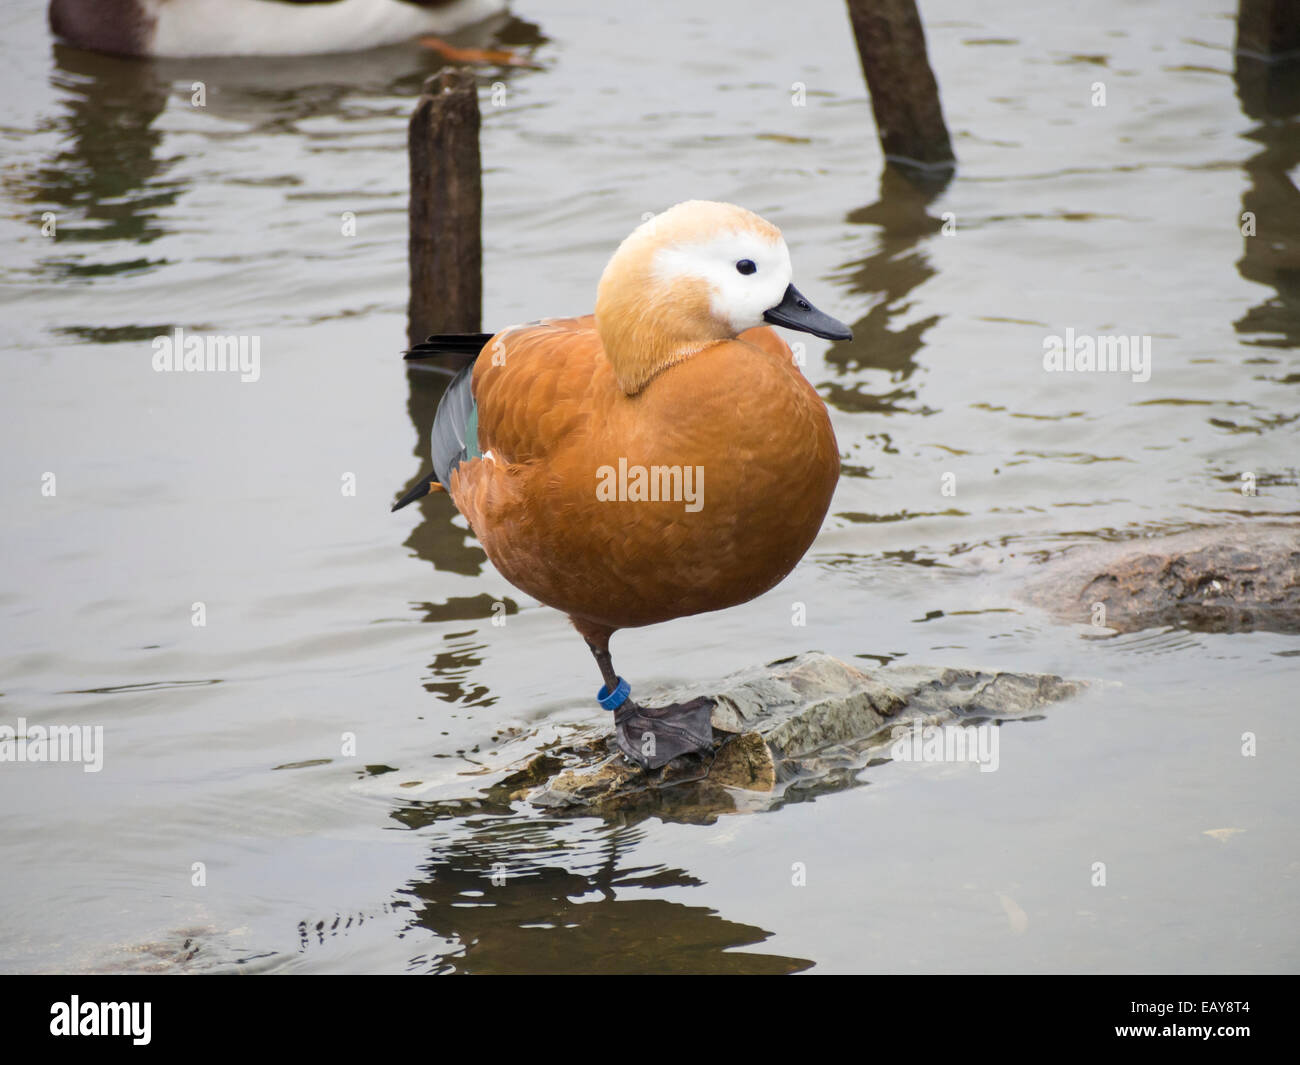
[613,697,715,769]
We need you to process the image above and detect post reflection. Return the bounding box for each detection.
[388,813,814,974]
[1233,30,1300,351]
[821,167,951,415]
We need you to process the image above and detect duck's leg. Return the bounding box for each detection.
[571,619,715,770]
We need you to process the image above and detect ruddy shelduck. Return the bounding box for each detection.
[396,200,850,769]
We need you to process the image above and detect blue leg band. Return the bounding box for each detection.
[597,677,631,711]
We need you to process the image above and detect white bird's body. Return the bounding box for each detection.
[50,0,507,58]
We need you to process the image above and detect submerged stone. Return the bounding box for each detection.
[518,652,1083,818]
[1020,523,1300,634]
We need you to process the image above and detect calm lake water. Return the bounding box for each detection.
[1,0,1297,973]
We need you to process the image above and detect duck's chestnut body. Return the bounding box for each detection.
[449,315,839,632]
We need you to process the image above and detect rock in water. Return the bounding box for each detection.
[1020,523,1300,634]
[512,652,1083,818]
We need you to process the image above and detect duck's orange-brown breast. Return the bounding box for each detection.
[448,315,839,631]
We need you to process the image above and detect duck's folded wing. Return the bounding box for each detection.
[394,316,610,511]
[470,316,608,468]
[393,333,492,511]
[404,333,495,360]
[429,358,479,489]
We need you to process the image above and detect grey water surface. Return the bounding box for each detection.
[0,0,1296,973]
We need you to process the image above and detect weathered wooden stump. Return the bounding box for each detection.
[1237,0,1300,59]
[1235,0,1300,117]
[408,68,482,347]
[845,0,955,177]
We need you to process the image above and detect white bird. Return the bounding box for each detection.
[49,0,508,58]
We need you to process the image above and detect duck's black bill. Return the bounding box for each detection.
[763,284,853,341]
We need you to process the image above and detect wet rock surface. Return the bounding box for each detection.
[1020,523,1300,634]
[385,524,1299,823]
[485,652,1083,821]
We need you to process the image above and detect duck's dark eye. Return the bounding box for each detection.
[736,259,757,275]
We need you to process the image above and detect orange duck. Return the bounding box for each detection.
[395,200,849,768]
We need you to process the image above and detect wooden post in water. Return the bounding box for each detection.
[408,68,482,347]
[845,0,954,176]
[1237,0,1300,59]
[1235,0,1300,118]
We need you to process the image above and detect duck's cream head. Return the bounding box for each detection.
[594,200,852,394]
